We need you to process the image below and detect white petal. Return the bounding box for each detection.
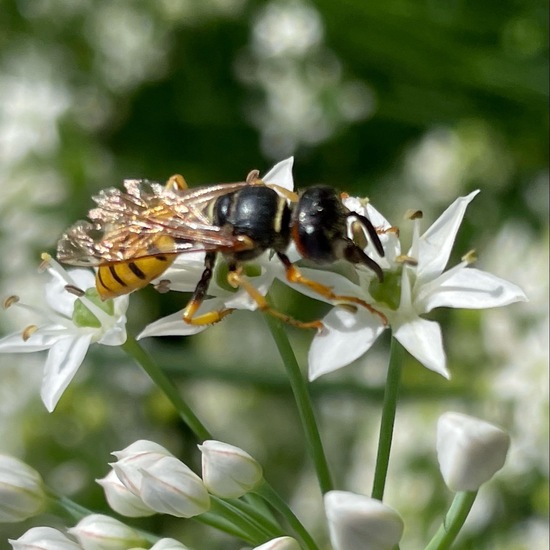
[9,527,82,550]
[154,252,207,292]
[437,412,511,491]
[308,308,385,381]
[97,470,156,518]
[393,317,449,378]
[137,300,226,339]
[261,157,294,190]
[419,267,528,312]
[252,537,300,550]
[0,328,65,353]
[41,334,93,412]
[415,191,479,284]
[97,314,128,346]
[325,491,404,550]
[45,267,94,319]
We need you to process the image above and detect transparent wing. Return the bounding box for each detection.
[57,179,253,266]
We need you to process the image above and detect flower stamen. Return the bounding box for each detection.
[396,255,418,266]
[65,285,85,297]
[22,325,39,341]
[3,295,20,309]
[462,249,477,264]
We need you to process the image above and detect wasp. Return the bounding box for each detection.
[57,170,386,329]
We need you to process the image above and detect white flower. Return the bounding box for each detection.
[437,412,511,491]
[302,191,528,380]
[324,490,404,550]
[138,456,211,518]
[252,536,301,550]
[68,514,146,550]
[9,527,82,550]
[0,254,128,411]
[0,454,46,522]
[111,440,210,518]
[199,440,263,498]
[149,539,191,550]
[137,157,296,339]
[110,440,174,497]
[96,469,156,518]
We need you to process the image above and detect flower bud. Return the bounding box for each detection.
[437,412,511,491]
[252,536,301,550]
[0,454,46,522]
[150,539,191,550]
[199,440,263,498]
[111,440,173,496]
[96,469,155,518]
[68,514,146,550]
[324,491,404,550]
[9,527,81,550]
[111,440,173,461]
[139,456,210,518]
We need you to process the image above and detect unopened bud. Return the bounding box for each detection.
[199,440,263,498]
[437,412,510,492]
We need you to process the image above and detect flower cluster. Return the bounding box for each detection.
[4,414,511,550]
[0,157,526,412]
[0,157,528,550]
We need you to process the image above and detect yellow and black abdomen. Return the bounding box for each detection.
[96,253,176,300]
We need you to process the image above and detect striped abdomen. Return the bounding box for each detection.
[96,254,176,300]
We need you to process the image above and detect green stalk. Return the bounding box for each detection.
[256,480,320,550]
[122,335,211,441]
[263,303,334,494]
[371,335,403,500]
[207,496,272,544]
[425,491,477,550]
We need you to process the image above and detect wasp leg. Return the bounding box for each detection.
[276,252,388,326]
[166,174,188,191]
[182,252,235,326]
[226,264,323,330]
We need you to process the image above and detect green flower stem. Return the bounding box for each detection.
[197,512,258,544]
[122,335,211,441]
[48,492,90,521]
[264,300,334,494]
[206,496,273,544]
[224,496,285,539]
[371,334,403,501]
[256,480,320,550]
[425,491,478,550]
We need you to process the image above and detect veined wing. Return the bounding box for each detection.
[57,179,254,266]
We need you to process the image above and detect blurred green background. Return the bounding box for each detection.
[0,1,547,549]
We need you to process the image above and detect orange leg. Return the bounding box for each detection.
[277,253,388,326]
[226,266,323,331]
[182,252,235,326]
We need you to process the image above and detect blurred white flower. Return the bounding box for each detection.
[0,255,128,411]
[199,440,263,498]
[111,440,210,518]
[303,191,527,380]
[0,454,46,523]
[110,440,174,497]
[252,536,301,550]
[68,514,146,550]
[9,527,81,550]
[96,469,155,518]
[324,490,404,550]
[138,157,295,339]
[138,455,210,518]
[437,412,511,492]
[149,539,191,550]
